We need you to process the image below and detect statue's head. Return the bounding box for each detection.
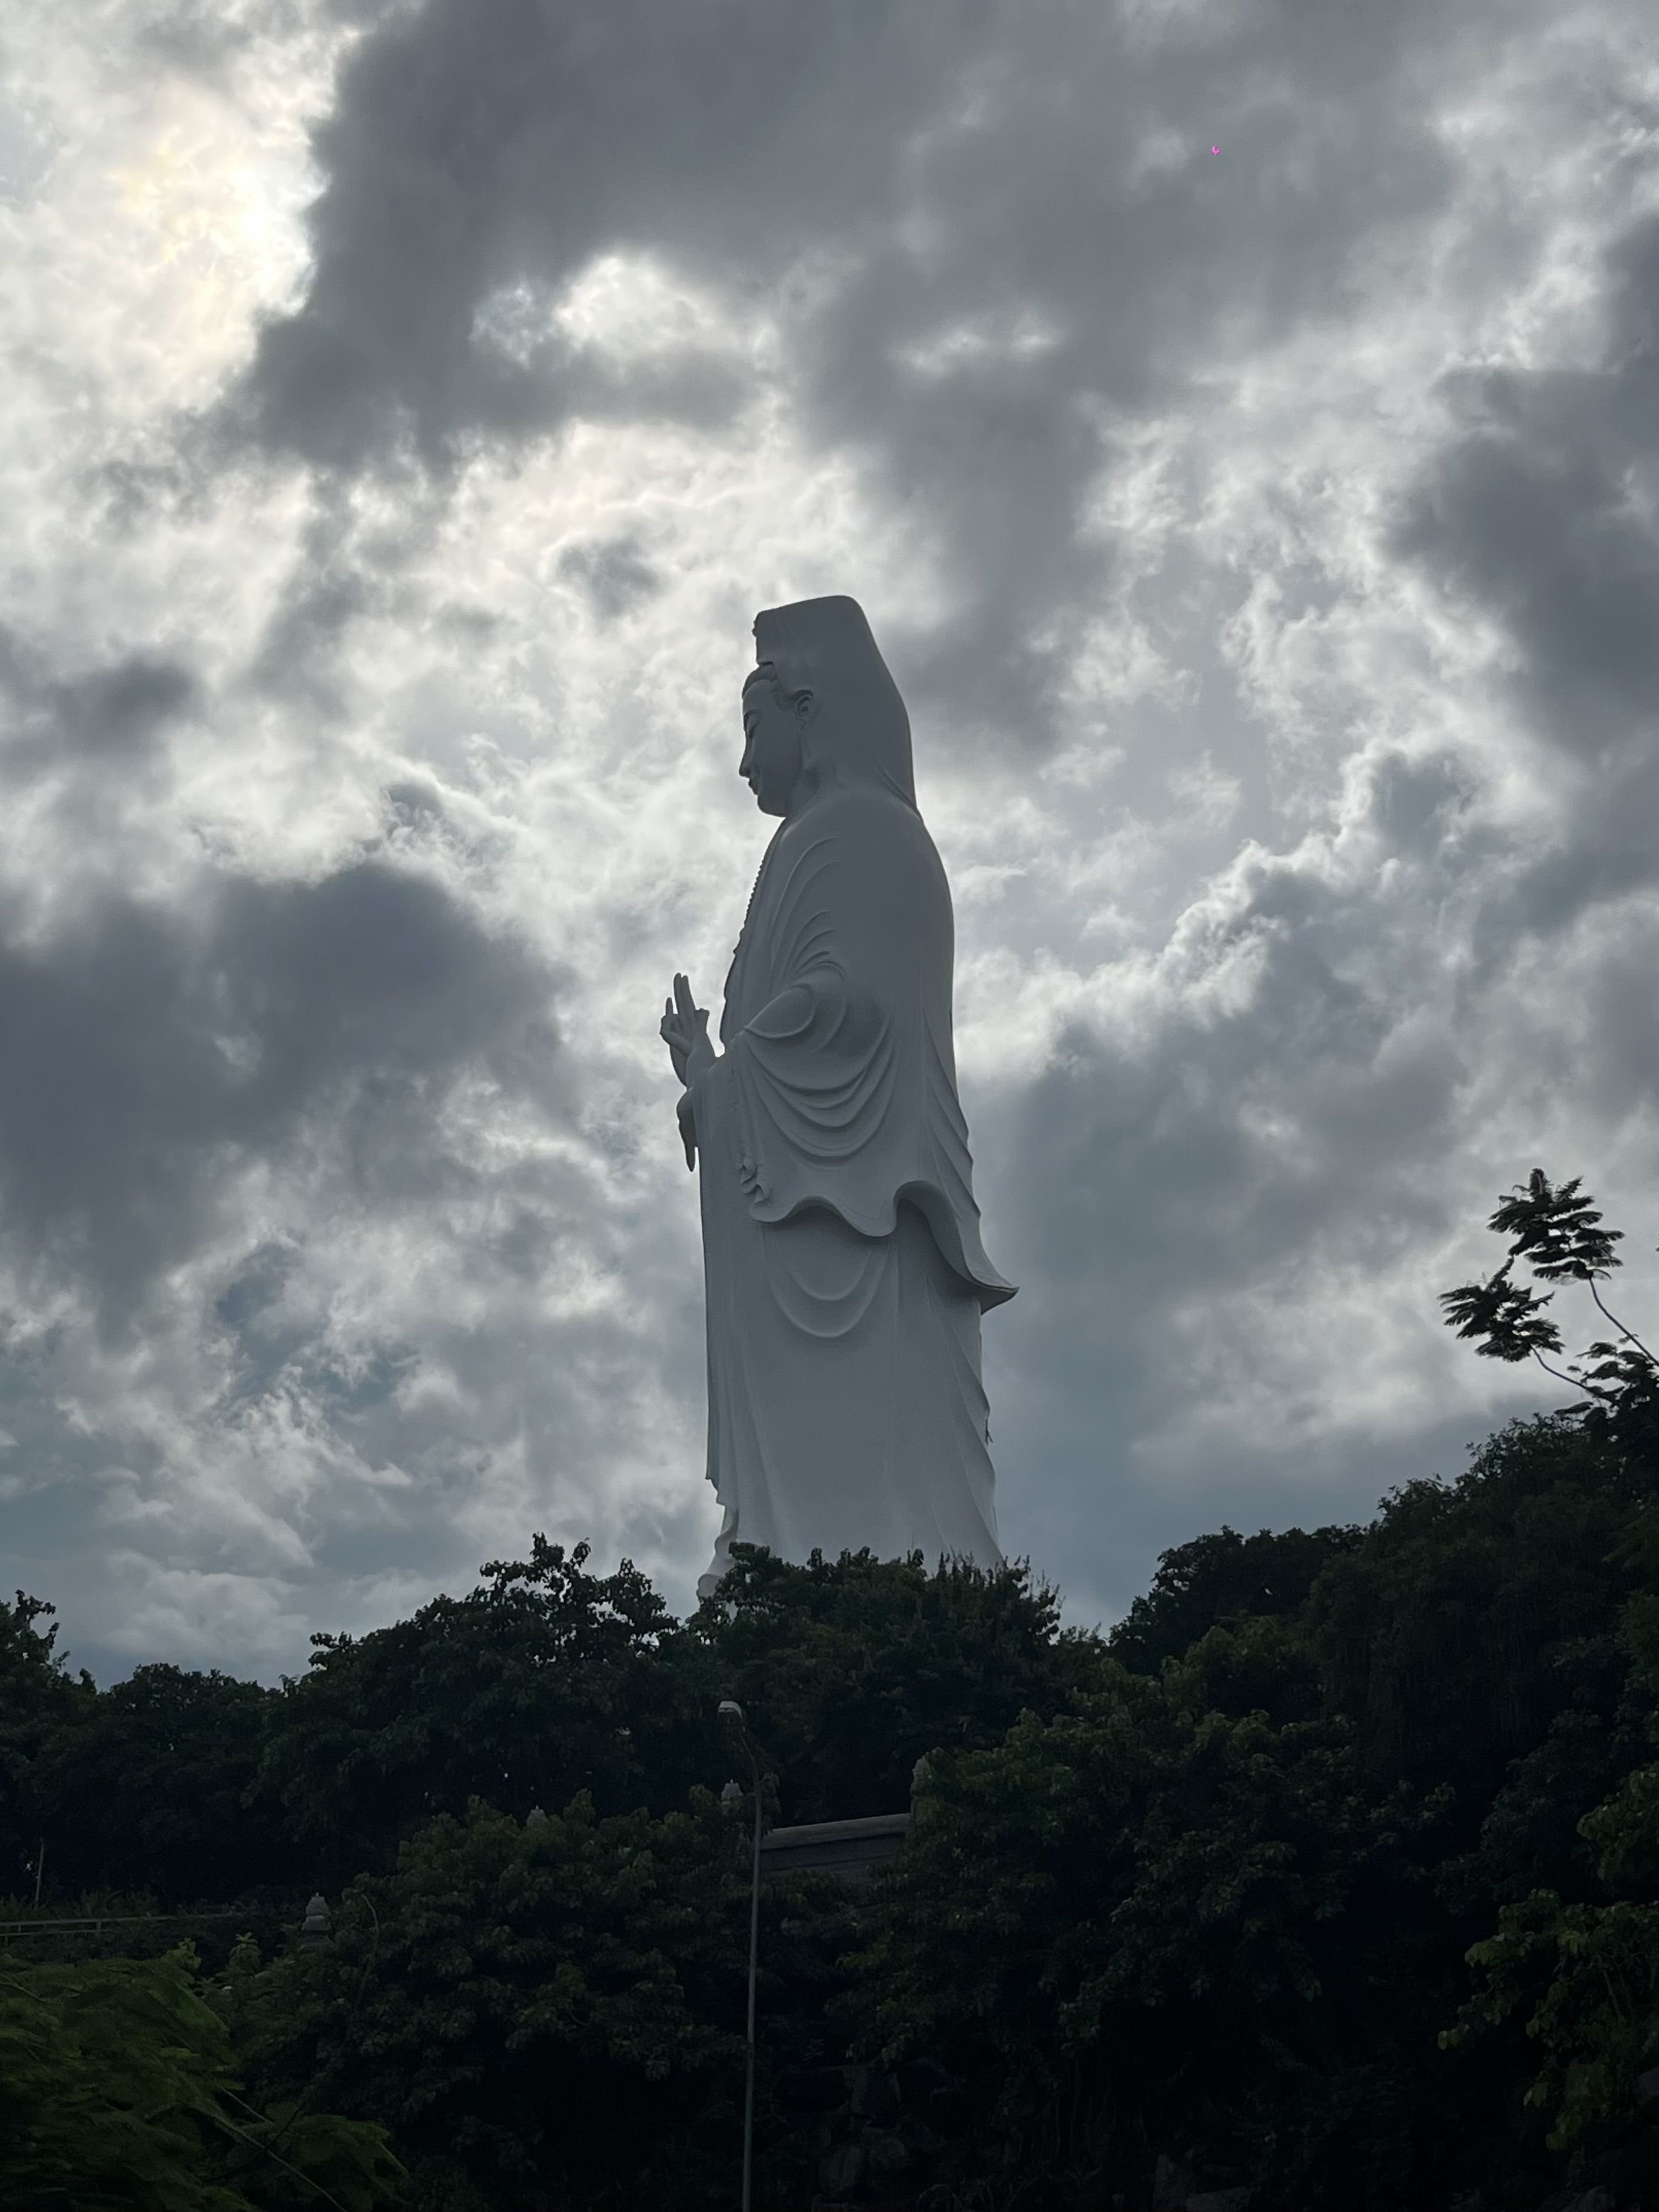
[744,596,916,815]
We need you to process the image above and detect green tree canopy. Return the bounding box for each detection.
[229,1793,767,2212]
[253,1538,719,1885]
[34,1665,285,1906]
[1107,1523,1359,1678]
[852,1666,1439,2210]
[0,1591,95,1896]
[695,1546,1103,1822]
[0,1942,400,2211]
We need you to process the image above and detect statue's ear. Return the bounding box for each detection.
[793,688,817,723]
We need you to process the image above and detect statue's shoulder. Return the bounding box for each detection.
[772,792,947,949]
[792,785,938,863]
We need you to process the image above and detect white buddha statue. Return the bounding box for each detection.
[662,596,1015,1599]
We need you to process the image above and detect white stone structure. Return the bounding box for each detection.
[662,596,1014,1599]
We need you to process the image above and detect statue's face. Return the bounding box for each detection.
[739,671,807,817]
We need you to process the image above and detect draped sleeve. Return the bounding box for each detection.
[696,787,1016,1311]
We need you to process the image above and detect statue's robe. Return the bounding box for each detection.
[688,781,1015,1598]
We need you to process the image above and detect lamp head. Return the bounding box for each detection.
[718,1699,744,1723]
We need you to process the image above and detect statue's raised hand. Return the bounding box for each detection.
[662,973,714,1169]
[661,972,715,1085]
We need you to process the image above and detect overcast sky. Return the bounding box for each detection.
[1,0,1655,1684]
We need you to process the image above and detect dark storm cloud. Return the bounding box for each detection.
[0,857,565,1320]
[234,0,1456,735]
[1389,211,1659,948]
[1000,807,1465,1335]
[1391,215,1659,754]
[980,192,1659,1614]
[1000,195,1659,1344]
[0,628,197,771]
[979,870,1469,1608]
[235,0,951,467]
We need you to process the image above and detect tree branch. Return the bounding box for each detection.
[1588,1282,1655,1365]
[214,2110,353,2212]
[1529,1348,1588,1395]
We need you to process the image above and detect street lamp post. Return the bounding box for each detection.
[718,1699,763,2212]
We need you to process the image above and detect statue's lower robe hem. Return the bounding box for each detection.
[695,1062,1003,1601]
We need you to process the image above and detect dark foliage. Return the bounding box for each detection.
[0,1591,94,1896]
[1306,1417,1645,1812]
[34,1666,285,1906]
[0,1941,400,2210]
[9,1167,1657,2210]
[695,1544,1102,1822]
[835,1405,1659,2207]
[219,1792,778,2211]
[252,1537,721,1888]
[1108,1523,1360,1677]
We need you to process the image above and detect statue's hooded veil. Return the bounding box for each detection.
[752,596,917,808]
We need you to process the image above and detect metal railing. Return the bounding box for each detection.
[0,1909,246,1936]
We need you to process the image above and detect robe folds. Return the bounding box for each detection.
[689,782,1015,1599]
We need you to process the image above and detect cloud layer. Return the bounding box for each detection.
[1,0,1655,1677]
